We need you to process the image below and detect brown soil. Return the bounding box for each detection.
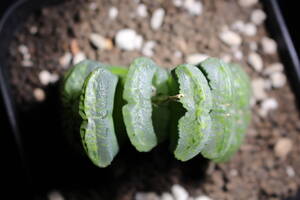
[6,0,300,199]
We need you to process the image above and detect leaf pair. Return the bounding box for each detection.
[61,57,251,167]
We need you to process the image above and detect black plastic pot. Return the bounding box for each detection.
[0,0,299,198]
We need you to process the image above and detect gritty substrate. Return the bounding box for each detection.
[6,0,300,199]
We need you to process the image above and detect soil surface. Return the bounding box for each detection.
[6,0,300,199]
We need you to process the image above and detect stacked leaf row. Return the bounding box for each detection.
[61,57,251,167]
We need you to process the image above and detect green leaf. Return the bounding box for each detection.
[213,63,252,162]
[61,60,106,152]
[172,64,213,161]
[122,57,168,152]
[62,59,106,106]
[79,68,119,167]
[197,58,238,161]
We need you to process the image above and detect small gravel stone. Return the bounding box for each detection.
[231,20,245,32]
[233,50,243,60]
[89,33,113,50]
[48,190,64,200]
[252,78,267,101]
[270,72,286,88]
[142,40,156,57]
[173,0,183,7]
[183,0,203,16]
[72,52,86,65]
[238,0,258,7]
[251,9,266,25]
[219,29,242,47]
[274,138,293,159]
[172,184,189,200]
[242,23,257,36]
[259,98,278,117]
[248,52,263,72]
[194,196,213,200]
[151,8,165,30]
[21,60,33,67]
[263,63,284,75]
[261,37,277,55]
[286,166,296,177]
[89,2,98,10]
[39,70,52,85]
[108,7,118,19]
[116,29,143,50]
[59,52,72,68]
[186,53,208,64]
[174,50,183,58]
[221,54,232,63]
[29,26,38,34]
[18,44,29,55]
[137,4,148,17]
[161,192,174,200]
[135,192,159,200]
[33,88,46,102]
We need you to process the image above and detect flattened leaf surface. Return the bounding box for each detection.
[173,64,212,161]
[198,58,236,160]
[79,68,119,167]
[122,57,159,152]
[214,63,252,162]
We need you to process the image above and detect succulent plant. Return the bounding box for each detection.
[61,57,251,167]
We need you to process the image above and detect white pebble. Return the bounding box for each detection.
[48,190,64,200]
[238,0,258,7]
[270,72,286,88]
[252,78,267,101]
[89,2,98,11]
[242,23,257,36]
[142,41,156,57]
[231,20,245,32]
[18,45,29,55]
[151,8,165,30]
[21,60,33,67]
[174,50,183,58]
[89,33,111,50]
[59,52,72,68]
[194,196,213,200]
[183,0,203,16]
[286,166,295,177]
[72,52,86,65]
[259,98,278,117]
[33,88,46,102]
[186,53,208,64]
[248,52,263,72]
[39,70,52,85]
[171,184,189,200]
[234,50,243,60]
[29,26,38,34]
[261,37,277,55]
[135,192,159,200]
[219,30,242,47]
[137,4,148,17]
[108,7,118,19]
[161,192,174,200]
[274,138,293,159]
[251,9,266,25]
[249,41,258,51]
[263,63,284,75]
[173,0,183,7]
[116,29,143,51]
[221,54,232,63]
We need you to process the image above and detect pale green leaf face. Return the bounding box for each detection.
[79,68,119,167]
[62,60,106,105]
[198,58,251,162]
[172,64,213,161]
[122,57,169,152]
